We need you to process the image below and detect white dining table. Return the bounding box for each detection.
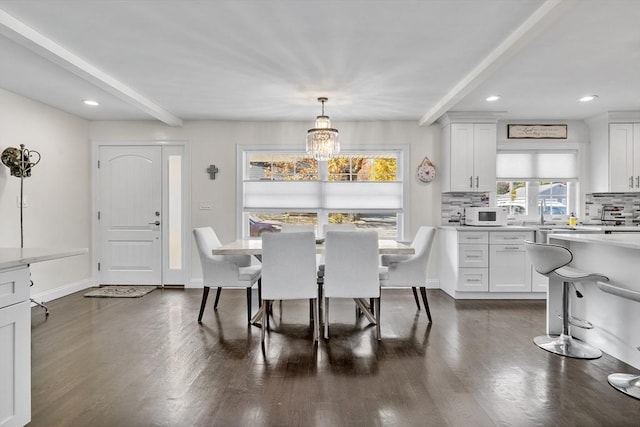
[212,238,415,326]
[211,238,415,256]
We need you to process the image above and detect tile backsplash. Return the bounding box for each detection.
[583,192,640,224]
[441,192,489,224]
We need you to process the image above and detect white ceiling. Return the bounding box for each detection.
[1,0,639,126]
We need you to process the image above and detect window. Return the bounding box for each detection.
[496,149,578,220]
[239,147,407,239]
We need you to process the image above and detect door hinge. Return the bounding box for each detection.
[97,262,101,271]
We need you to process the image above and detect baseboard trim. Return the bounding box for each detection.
[30,278,94,304]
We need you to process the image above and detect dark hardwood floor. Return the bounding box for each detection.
[29,288,639,427]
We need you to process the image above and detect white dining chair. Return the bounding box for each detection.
[321,223,356,237]
[281,223,316,235]
[260,231,319,343]
[380,226,436,322]
[193,227,262,324]
[317,223,357,281]
[323,230,385,340]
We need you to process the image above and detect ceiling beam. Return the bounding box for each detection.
[419,0,576,127]
[0,9,183,127]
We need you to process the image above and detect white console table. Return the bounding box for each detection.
[0,248,86,427]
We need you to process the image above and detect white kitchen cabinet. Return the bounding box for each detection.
[0,267,30,427]
[439,227,540,298]
[609,123,640,192]
[489,231,533,292]
[442,122,497,192]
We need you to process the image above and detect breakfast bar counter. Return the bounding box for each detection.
[547,233,640,369]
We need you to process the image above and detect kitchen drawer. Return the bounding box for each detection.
[458,268,489,292]
[0,266,30,310]
[458,231,488,244]
[489,231,534,244]
[458,244,489,268]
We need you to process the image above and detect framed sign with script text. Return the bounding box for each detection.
[507,124,567,139]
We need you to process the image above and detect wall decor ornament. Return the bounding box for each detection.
[417,156,436,183]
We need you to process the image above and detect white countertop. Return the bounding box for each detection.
[549,232,640,250]
[0,248,88,270]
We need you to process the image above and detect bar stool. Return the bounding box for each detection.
[524,240,608,359]
[596,280,640,400]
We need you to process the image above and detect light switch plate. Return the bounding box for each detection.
[199,200,213,210]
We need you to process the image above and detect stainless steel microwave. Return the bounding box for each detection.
[464,207,508,226]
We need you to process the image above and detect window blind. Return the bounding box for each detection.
[243,180,403,211]
[496,150,578,180]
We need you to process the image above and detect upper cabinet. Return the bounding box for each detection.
[609,123,640,192]
[439,113,500,193]
[588,112,640,193]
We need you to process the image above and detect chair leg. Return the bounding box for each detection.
[420,287,432,323]
[261,300,267,344]
[258,278,262,308]
[412,287,421,310]
[375,297,381,341]
[324,297,329,339]
[246,288,252,325]
[198,287,210,323]
[369,298,374,315]
[313,298,319,342]
[266,301,271,331]
[213,287,222,309]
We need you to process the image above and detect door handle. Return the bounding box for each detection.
[148,221,160,226]
[476,176,479,189]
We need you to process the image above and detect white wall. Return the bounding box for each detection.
[90,120,443,284]
[0,89,92,297]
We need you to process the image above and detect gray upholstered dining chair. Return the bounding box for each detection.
[193,227,262,324]
[380,226,436,322]
[323,230,386,340]
[260,231,319,343]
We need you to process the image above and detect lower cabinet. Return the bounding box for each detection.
[440,227,538,298]
[0,267,31,427]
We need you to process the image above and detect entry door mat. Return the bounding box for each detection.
[84,285,156,298]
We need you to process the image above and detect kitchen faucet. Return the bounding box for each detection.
[540,199,546,225]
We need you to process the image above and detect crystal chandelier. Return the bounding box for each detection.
[306,97,340,161]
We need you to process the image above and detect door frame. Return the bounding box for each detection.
[91,140,191,286]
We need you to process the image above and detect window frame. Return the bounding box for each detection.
[237,145,409,240]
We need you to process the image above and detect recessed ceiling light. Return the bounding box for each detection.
[578,95,598,102]
[486,95,502,102]
[83,99,100,106]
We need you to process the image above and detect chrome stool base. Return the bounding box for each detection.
[608,373,640,400]
[534,334,602,359]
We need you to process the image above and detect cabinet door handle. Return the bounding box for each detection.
[631,176,634,189]
[636,176,639,188]
[503,236,519,240]
[469,176,473,189]
[476,176,479,189]
[504,246,520,250]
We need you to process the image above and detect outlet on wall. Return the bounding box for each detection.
[17,195,28,208]
[199,200,213,210]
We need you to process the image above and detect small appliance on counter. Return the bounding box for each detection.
[464,207,508,226]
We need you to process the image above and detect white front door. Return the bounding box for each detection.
[98,146,162,284]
